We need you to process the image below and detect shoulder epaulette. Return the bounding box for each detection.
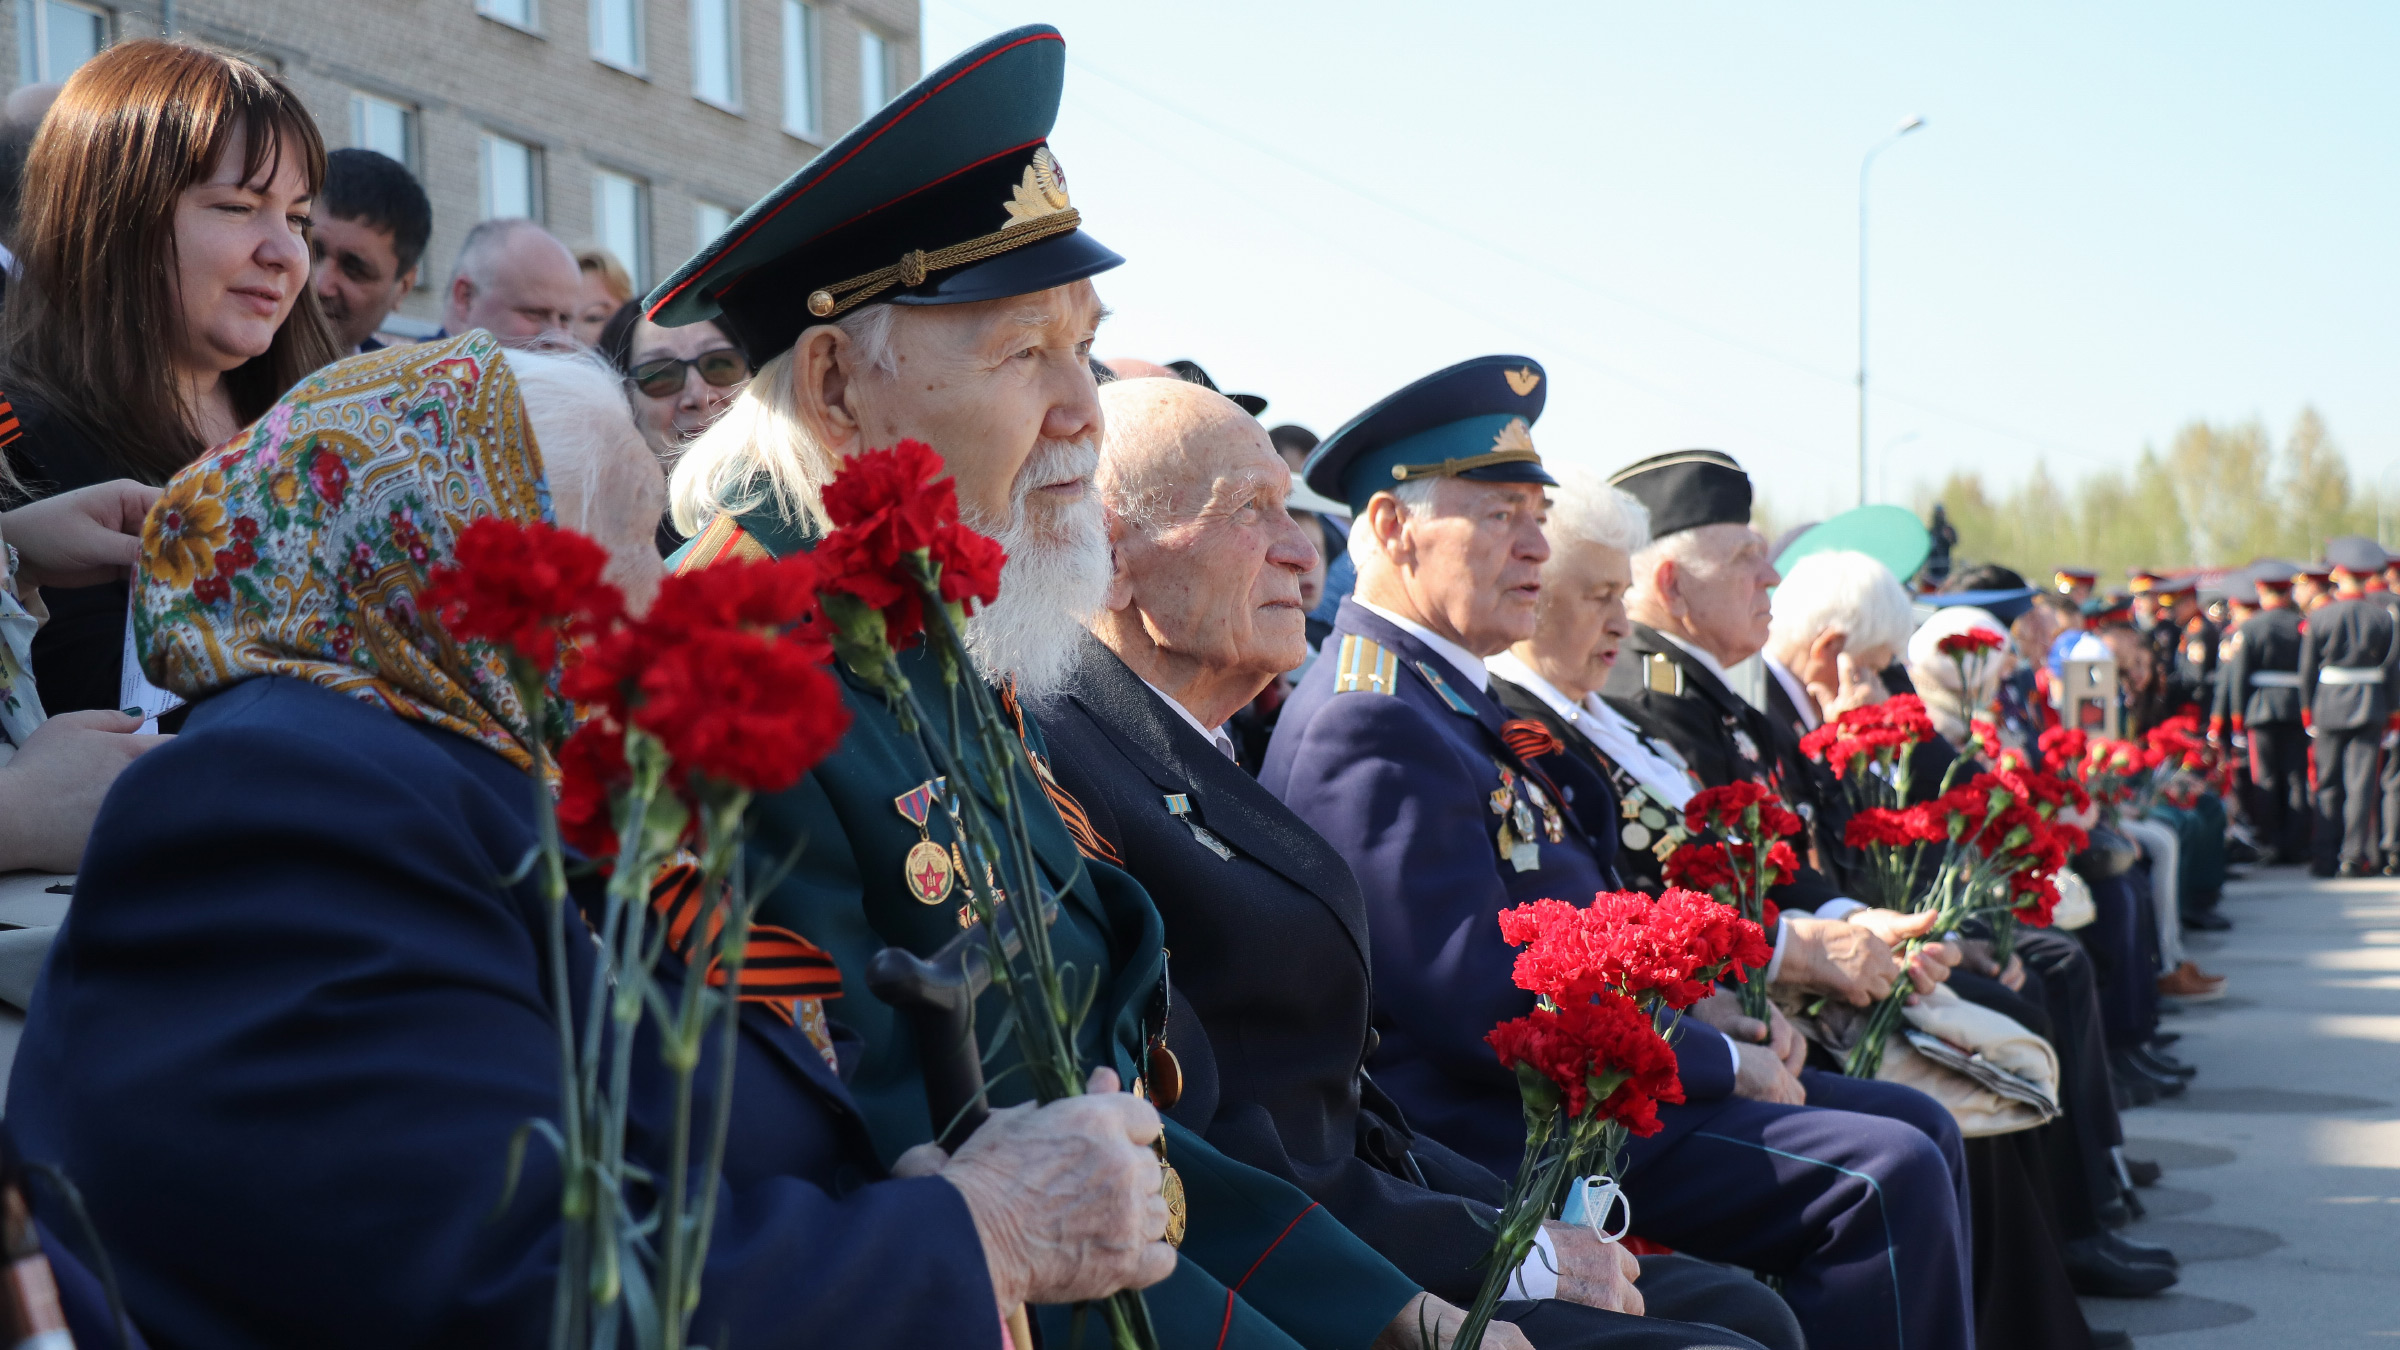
[1641,651,1686,697]
[675,514,775,575]
[1332,633,1399,694]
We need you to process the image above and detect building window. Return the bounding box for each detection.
[479,133,539,221]
[857,27,890,119]
[17,0,108,85]
[694,201,733,244]
[589,0,640,71]
[591,170,647,289]
[476,0,537,30]
[779,0,817,140]
[691,0,738,109]
[349,93,415,170]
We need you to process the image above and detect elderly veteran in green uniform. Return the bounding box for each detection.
[649,26,1515,1350]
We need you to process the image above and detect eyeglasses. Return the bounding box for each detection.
[629,348,750,398]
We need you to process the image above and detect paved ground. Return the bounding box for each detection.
[2077,865,2400,1346]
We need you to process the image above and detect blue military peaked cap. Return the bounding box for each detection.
[1304,356,1555,516]
[644,24,1123,364]
[2326,534,2388,576]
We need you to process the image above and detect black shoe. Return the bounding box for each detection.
[2112,1060,2161,1106]
[2125,1156,2163,1187]
[2227,837,2263,864]
[2088,1330,2133,1348]
[2151,1030,2182,1048]
[2101,1229,2179,1268]
[2097,1195,2133,1229]
[2182,909,2233,931]
[2063,1234,2180,1296]
[2131,1045,2199,1080]
[2113,1048,2187,1097]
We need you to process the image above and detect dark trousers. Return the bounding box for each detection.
[2311,726,2383,873]
[1967,1129,2096,1350]
[2247,723,2311,862]
[1496,1256,1796,1350]
[1621,1073,1971,1350]
[2017,928,2125,1226]
[2081,870,2161,1049]
[2382,730,2400,864]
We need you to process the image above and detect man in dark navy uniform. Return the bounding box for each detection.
[2300,536,2400,877]
[1261,359,1974,1350]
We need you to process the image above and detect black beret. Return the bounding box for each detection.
[1607,449,1751,540]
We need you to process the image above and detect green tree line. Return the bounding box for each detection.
[1914,408,2386,583]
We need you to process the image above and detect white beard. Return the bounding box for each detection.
[961,436,1110,702]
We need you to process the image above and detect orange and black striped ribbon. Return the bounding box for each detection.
[0,395,21,457]
[1500,717,1565,763]
[649,860,844,1025]
[997,683,1123,866]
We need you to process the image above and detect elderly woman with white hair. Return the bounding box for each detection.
[1760,549,1918,734]
[1905,606,2018,748]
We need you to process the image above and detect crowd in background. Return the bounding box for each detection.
[0,30,2371,1350]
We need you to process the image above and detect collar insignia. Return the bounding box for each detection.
[1415,661,1481,717]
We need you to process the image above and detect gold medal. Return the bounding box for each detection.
[894,780,952,905]
[1159,1151,1187,1247]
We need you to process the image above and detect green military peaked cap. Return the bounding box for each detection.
[644,24,1123,364]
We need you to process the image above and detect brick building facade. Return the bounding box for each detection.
[3,0,919,330]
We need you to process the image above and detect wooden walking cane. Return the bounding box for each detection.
[869,901,1057,1350]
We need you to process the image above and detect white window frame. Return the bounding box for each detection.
[18,0,109,86]
[591,169,649,290]
[778,0,818,141]
[348,92,416,171]
[691,0,740,112]
[475,0,540,34]
[588,0,642,73]
[478,132,542,222]
[857,25,890,121]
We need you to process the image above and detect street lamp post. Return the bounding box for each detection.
[1858,114,1926,508]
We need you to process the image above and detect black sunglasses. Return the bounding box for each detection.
[630,348,750,398]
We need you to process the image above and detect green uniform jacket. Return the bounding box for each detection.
[675,506,1418,1350]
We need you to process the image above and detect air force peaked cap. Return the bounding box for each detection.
[1608,449,1753,540]
[643,25,1122,364]
[1304,356,1556,515]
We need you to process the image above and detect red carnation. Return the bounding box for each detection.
[1661,841,1736,895]
[1936,629,2006,657]
[931,521,1006,613]
[555,717,631,858]
[1844,807,1918,850]
[815,440,1009,648]
[1488,987,1684,1134]
[423,518,626,671]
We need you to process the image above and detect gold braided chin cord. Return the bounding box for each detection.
[805,209,1083,319]
[1390,447,1543,482]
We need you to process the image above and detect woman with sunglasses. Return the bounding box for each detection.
[598,300,750,469]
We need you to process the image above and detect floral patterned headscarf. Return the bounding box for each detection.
[134,332,555,769]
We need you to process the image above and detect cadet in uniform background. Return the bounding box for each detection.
[2298,536,2400,878]
[2216,564,2310,864]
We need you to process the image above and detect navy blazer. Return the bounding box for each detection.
[1262,601,1734,1179]
[7,677,996,1350]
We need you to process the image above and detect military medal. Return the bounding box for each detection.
[1163,794,1236,861]
[893,780,954,905]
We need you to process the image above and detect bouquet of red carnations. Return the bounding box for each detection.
[426,518,849,1350]
[1452,891,1771,1349]
[1658,782,1800,1021]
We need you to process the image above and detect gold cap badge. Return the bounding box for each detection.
[1505,367,1542,396]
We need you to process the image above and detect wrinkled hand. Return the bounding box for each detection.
[0,711,166,873]
[1955,937,2000,978]
[1372,1292,1532,1350]
[1688,990,1809,1075]
[1775,914,1901,1006]
[1840,909,1958,995]
[1807,651,1890,719]
[918,1067,1175,1313]
[0,481,159,590]
[1733,1041,1806,1105]
[1999,953,2027,992]
[1544,1220,1644,1315]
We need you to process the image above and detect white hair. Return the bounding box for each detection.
[1546,469,1651,554]
[504,344,645,533]
[1766,549,1916,659]
[1344,478,1442,570]
[1627,523,1736,602]
[667,303,900,535]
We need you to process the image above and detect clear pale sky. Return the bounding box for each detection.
[917,0,2398,520]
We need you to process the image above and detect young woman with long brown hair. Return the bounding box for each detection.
[0,39,337,718]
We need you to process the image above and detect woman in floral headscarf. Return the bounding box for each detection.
[8,332,1162,1350]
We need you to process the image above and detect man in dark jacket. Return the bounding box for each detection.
[2300,535,2400,877]
[1043,374,1799,1350]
